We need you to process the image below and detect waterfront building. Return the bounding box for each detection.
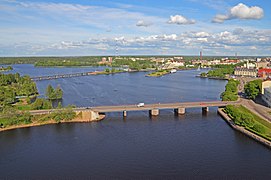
[163,60,184,69]
[234,67,257,77]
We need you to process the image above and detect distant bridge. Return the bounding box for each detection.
[29,100,240,119]
[30,71,97,81]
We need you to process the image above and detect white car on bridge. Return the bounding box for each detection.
[137,103,145,107]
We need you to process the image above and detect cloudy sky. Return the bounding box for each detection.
[0,0,270,56]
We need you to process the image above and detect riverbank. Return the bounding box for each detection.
[146,70,170,77]
[0,114,105,132]
[196,75,229,80]
[218,108,271,149]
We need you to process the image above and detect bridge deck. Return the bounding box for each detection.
[89,101,239,112]
[29,101,240,115]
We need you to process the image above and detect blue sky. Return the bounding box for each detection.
[0,0,271,56]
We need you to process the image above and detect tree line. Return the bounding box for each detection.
[0,73,38,106]
[221,79,239,101]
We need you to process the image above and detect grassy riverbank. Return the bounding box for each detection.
[0,106,74,128]
[0,111,105,132]
[224,105,271,141]
[146,70,170,77]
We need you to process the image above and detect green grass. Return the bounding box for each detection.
[224,105,271,141]
[147,70,169,77]
[239,106,271,129]
[15,104,32,110]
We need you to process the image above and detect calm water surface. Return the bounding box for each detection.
[0,64,270,179]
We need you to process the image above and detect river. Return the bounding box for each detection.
[0,64,270,179]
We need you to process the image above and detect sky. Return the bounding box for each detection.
[0,0,271,56]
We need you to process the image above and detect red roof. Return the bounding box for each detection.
[258,68,271,77]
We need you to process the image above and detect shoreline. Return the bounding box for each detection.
[218,108,271,149]
[0,114,106,132]
[196,75,229,80]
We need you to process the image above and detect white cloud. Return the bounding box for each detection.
[212,3,264,23]
[168,15,196,25]
[2,28,271,56]
[136,20,152,27]
[194,32,210,38]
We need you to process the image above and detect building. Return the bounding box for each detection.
[101,57,107,63]
[221,59,240,65]
[261,79,271,94]
[173,57,183,60]
[163,60,184,69]
[256,61,269,69]
[234,67,257,77]
[108,57,113,63]
[244,61,256,69]
[256,58,262,62]
[262,88,271,107]
[261,80,271,107]
[258,69,271,78]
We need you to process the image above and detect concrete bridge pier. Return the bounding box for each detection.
[202,107,209,112]
[174,108,185,115]
[123,111,127,117]
[149,109,159,116]
[77,110,100,121]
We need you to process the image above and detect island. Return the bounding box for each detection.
[0,66,13,72]
[146,70,170,77]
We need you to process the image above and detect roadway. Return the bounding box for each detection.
[29,100,240,115]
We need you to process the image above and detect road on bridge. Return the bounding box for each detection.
[29,100,240,115]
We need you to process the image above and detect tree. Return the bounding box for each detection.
[43,99,53,109]
[45,85,63,100]
[57,102,62,109]
[105,68,110,73]
[31,98,52,110]
[31,98,44,110]
[46,85,54,99]
[244,80,262,100]
[55,86,63,99]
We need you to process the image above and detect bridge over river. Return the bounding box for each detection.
[30,71,96,81]
[29,100,240,120]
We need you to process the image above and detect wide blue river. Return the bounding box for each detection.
[0,64,270,179]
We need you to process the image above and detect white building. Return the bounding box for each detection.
[244,61,256,69]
